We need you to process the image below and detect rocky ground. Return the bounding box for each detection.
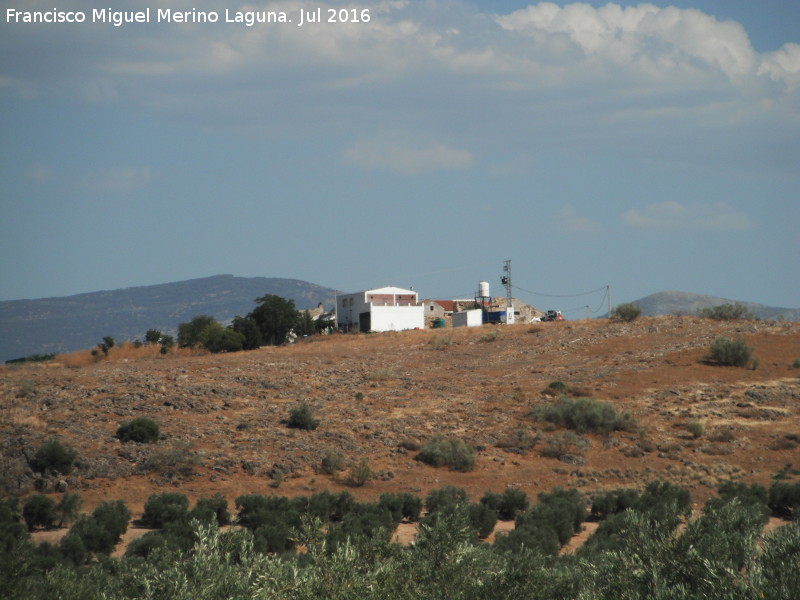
[2,316,799,521]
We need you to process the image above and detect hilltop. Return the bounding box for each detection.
[630,291,800,321]
[2,315,798,516]
[0,275,337,362]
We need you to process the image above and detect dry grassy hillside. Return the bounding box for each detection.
[2,316,799,517]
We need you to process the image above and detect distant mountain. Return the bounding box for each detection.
[0,275,337,362]
[630,291,800,321]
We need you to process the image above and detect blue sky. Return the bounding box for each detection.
[1,1,798,316]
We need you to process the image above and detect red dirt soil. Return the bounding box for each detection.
[3,316,799,543]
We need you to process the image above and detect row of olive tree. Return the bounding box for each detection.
[177,294,333,354]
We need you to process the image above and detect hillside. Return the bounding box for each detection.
[0,275,337,362]
[631,291,800,321]
[2,316,798,516]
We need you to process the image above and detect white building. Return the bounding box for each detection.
[336,286,425,333]
[452,308,483,328]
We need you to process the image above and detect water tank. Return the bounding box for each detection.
[478,281,490,298]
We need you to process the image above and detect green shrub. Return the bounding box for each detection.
[29,439,78,475]
[426,486,469,514]
[326,503,396,551]
[590,488,642,519]
[379,493,422,522]
[347,458,373,487]
[22,494,56,530]
[190,493,231,526]
[116,417,160,444]
[707,337,755,367]
[54,493,82,527]
[497,488,585,555]
[705,481,769,521]
[531,396,634,434]
[140,440,201,476]
[611,303,642,322]
[62,500,131,562]
[320,449,344,475]
[791,358,800,369]
[547,380,567,393]
[698,302,753,321]
[481,488,530,521]
[468,503,498,539]
[140,492,189,528]
[768,480,800,520]
[198,322,246,353]
[495,429,538,453]
[686,420,704,439]
[539,431,589,460]
[416,437,476,472]
[287,402,319,431]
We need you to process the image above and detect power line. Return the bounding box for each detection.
[512,284,608,298]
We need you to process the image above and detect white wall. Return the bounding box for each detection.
[336,292,369,329]
[370,305,425,332]
[452,309,483,328]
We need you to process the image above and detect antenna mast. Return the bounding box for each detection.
[501,260,514,324]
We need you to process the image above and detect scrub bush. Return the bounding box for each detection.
[29,439,78,475]
[190,493,231,526]
[698,302,753,321]
[611,302,642,322]
[707,337,755,367]
[320,449,344,474]
[140,492,189,528]
[22,494,56,530]
[116,417,160,443]
[379,492,422,522]
[416,437,476,472]
[531,396,634,435]
[481,487,530,521]
[287,402,319,431]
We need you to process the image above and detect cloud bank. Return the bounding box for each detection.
[1,1,798,173]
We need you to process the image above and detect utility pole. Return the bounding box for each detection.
[501,260,513,324]
[607,285,612,319]
[585,305,590,320]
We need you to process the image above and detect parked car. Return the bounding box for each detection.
[541,310,564,322]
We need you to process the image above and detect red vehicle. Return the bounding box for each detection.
[542,310,564,321]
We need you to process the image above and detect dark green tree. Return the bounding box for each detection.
[29,439,78,475]
[230,316,263,350]
[55,493,82,527]
[144,329,162,344]
[249,294,299,346]
[116,417,160,444]
[177,315,216,348]
[23,495,56,530]
[159,334,175,354]
[198,321,245,353]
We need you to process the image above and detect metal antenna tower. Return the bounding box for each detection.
[501,259,513,323]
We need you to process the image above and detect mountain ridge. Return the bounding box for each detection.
[0,275,337,362]
[630,290,800,321]
[3,279,797,363]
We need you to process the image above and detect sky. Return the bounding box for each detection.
[1,0,798,317]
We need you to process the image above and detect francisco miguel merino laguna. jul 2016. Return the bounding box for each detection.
[5,7,372,27]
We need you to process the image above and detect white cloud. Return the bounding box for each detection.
[1,1,798,172]
[495,3,758,80]
[758,43,800,91]
[344,139,474,173]
[623,201,752,231]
